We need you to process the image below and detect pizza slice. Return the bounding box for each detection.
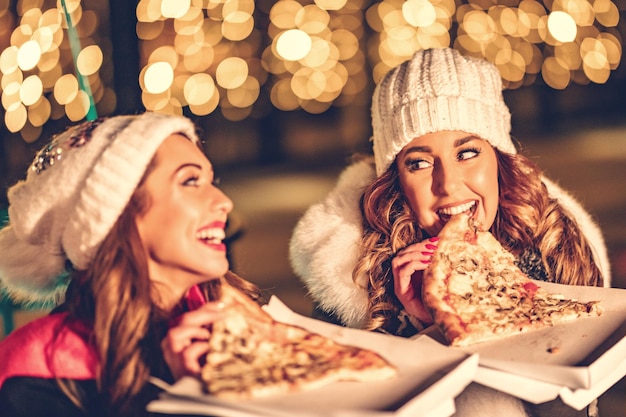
[422,212,602,347]
[200,283,397,399]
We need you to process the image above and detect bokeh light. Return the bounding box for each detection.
[0,0,113,139]
[0,0,623,135]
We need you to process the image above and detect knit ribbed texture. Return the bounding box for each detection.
[0,113,199,303]
[372,48,515,177]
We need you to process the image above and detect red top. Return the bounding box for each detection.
[0,284,208,389]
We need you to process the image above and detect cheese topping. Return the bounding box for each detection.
[424,213,602,347]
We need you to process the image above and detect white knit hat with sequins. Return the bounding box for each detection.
[0,112,199,303]
[372,47,516,177]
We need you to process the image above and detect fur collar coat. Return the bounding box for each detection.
[289,159,611,330]
[289,160,607,417]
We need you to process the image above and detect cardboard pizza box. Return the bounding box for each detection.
[147,296,478,417]
[421,281,626,409]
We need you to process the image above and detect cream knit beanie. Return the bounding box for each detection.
[0,112,199,303]
[372,47,516,177]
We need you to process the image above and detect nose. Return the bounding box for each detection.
[213,187,233,214]
[432,159,461,196]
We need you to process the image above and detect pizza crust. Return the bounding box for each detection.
[423,213,602,347]
[200,283,397,399]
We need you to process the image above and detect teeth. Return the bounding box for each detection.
[196,228,226,241]
[438,201,476,216]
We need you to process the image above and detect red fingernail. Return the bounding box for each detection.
[421,251,433,256]
[421,260,431,264]
[425,244,437,250]
[429,237,440,242]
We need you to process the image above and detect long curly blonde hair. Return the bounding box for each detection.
[354,150,603,333]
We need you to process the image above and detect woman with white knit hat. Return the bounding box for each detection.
[0,113,262,416]
[290,48,609,416]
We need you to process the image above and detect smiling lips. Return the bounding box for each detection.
[196,223,226,250]
[437,201,477,222]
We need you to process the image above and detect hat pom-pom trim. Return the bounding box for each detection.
[0,225,68,306]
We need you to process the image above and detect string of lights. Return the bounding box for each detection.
[0,0,622,142]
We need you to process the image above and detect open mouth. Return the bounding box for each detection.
[437,201,477,223]
[196,228,226,245]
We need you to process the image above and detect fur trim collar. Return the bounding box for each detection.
[289,160,375,328]
[289,161,611,328]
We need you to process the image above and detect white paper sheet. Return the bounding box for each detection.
[147,297,478,417]
[421,282,626,408]
[461,282,626,389]
[474,358,626,410]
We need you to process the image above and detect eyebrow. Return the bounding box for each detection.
[402,135,479,155]
[171,162,202,178]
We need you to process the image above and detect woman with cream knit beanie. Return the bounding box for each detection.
[0,113,262,416]
[290,48,609,416]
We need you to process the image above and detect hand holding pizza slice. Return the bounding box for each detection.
[422,213,602,347]
[200,283,397,399]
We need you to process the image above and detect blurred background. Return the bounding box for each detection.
[0,0,625,414]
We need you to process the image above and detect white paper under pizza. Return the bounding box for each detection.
[147,296,478,417]
[421,280,626,405]
[474,359,626,410]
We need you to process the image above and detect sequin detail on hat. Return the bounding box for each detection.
[32,118,105,174]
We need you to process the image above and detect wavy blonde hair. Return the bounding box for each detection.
[354,150,603,333]
[59,148,261,415]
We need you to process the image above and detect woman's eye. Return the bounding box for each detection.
[405,158,432,171]
[457,147,481,161]
[183,176,200,186]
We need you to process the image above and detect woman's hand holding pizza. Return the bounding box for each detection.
[392,237,439,325]
[161,302,224,380]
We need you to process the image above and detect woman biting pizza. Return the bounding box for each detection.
[289,47,610,417]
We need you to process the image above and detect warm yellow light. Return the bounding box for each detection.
[581,37,610,83]
[295,5,330,35]
[2,70,23,91]
[66,90,91,121]
[184,73,216,106]
[316,0,347,10]
[270,1,303,30]
[77,45,103,76]
[61,0,81,15]
[144,62,174,94]
[594,0,619,27]
[402,0,437,28]
[276,29,312,61]
[332,29,359,61]
[20,75,43,106]
[226,76,260,108]
[270,78,300,111]
[32,26,55,53]
[188,90,219,116]
[463,11,497,43]
[222,11,254,41]
[53,74,79,105]
[223,0,255,16]
[291,67,325,100]
[161,0,190,19]
[542,56,570,89]
[561,0,594,26]
[0,45,19,74]
[4,103,27,133]
[547,11,577,43]
[216,57,248,89]
[17,40,41,71]
[28,96,52,127]
[1,81,20,111]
